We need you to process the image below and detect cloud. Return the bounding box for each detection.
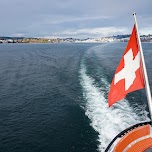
[44,15,111,25]
[0,0,152,37]
[12,33,25,37]
[140,27,152,35]
[52,27,129,38]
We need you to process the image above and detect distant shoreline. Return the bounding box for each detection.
[0,35,152,43]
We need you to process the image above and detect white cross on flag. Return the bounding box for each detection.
[108,25,145,107]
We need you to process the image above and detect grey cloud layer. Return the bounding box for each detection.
[0,0,152,37]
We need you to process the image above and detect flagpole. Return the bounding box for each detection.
[133,13,152,121]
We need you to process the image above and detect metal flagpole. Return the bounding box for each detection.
[133,13,152,121]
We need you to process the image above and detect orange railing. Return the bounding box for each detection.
[114,125,151,152]
[105,121,152,152]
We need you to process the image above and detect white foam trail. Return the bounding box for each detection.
[79,60,149,152]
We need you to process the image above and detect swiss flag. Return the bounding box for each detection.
[108,24,145,107]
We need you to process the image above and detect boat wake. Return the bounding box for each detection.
[79,54,149,151]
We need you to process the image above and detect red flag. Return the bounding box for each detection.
[108,24,145,107]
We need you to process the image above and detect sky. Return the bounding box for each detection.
[0,0,152,38]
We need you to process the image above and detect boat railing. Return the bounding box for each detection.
[104,121,152,152]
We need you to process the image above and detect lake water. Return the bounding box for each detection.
[0,43,151,152]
